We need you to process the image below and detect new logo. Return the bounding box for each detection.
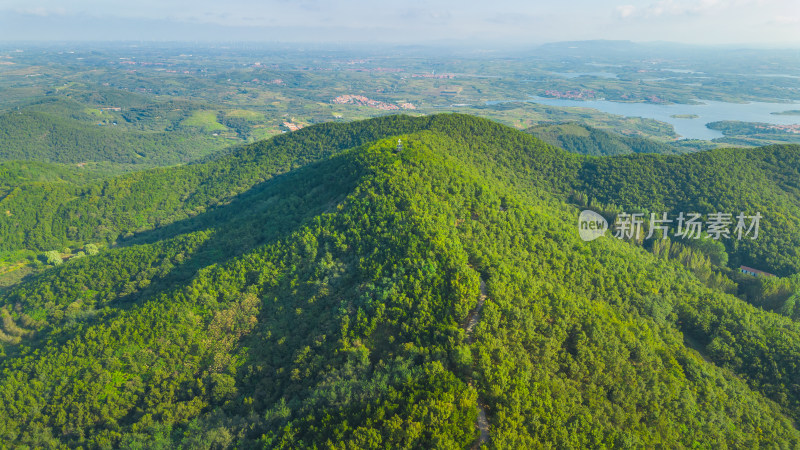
[578,210,608,242]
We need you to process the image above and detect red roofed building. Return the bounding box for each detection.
[739,266,775,277]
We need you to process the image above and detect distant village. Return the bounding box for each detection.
[281,121,303,132]
[412,73,456,79]
[542,89,597,100]
[757,123,800,134]
[331,95,416,111]
[542,89,666,103]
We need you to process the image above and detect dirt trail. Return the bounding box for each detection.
[464,278,487,340]
[465,277,490,448]
[474,403,490,448]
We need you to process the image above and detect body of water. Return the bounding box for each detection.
[507,97,800,140]
[752,73,800,79]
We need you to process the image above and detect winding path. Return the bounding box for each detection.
[463,279,487,341]
[464,277,490,448]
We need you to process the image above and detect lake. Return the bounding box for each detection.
[518,97,800,140]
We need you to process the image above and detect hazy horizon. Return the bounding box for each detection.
[0,0,798,46]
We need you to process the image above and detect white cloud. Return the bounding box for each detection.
[644,0,718,17]
[617,0,772,19]
[771,15,800,25]
[617,5,637,18]
[1,0,798,44]
[14,6,66,16]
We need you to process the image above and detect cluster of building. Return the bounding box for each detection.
[118,60,196,75]
[412,73,455,79]
[282,121,303,132]
[542,89,596,100]
[243,78,284,85]
[331,95,415,111]
[345,67,404,73]
[643,95,665,103]
[118,60,166,67]
[757,123,800,134]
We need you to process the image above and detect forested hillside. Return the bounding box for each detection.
[0,114,798,447]
[574,144,800,275]
[526,122,684,156]
[2,114,798,275]
[0,160,119,190]
[0,98,240,166]
[0,110,232,165]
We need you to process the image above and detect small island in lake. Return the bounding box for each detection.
[771,110,800,116]
[671,114,700,119]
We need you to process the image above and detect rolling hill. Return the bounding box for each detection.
[2,114,798,275]
[0,98,237,167]
[526,122,685,156]
[0,114,798,447]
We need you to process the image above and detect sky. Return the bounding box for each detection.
[0,0,798,46]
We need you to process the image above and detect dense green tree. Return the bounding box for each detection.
[43,250,62,265]
[0,114,798,447]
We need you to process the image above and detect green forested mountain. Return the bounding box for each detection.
[2,114,798,275]
[575,144,800,275]
[526,122,685,156]
[0,114,799,447]
[0,160,121,189]
[0,99,235,166]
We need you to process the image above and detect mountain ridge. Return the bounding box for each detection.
[2,113,798,275]
[0,122,799,446]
